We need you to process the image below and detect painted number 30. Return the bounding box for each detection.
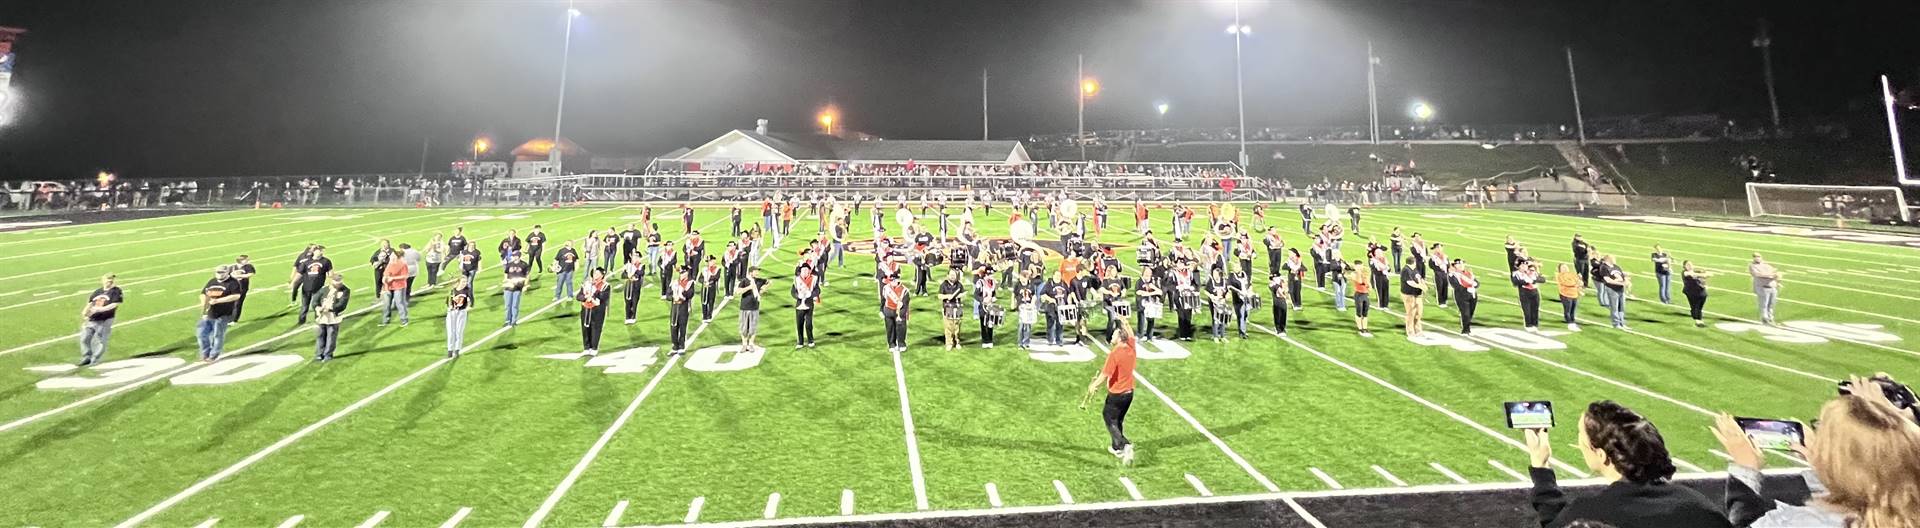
[541,345,768,375]
[1716,321,1901,344]
[31,355,305,390]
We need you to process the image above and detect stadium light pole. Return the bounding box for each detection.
[1078,54,1100,161]
[1882,75,1914,185]
[1228,1,1250,169]
[1367,41,1380,145]
[1566,46,1587,145]
[550,1,581,171]
[1754,19,1782,132]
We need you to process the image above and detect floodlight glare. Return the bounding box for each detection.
[1156,102,1170,115]
[568,8,582,17]
[1410,101,1435,121]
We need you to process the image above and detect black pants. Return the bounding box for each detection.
[426,262,441,285]
[1103,391,1134,451]
[1686,292,1708,321]
[296,286,323,324]
[1374,273,1391,308]
[1392,248,1403,272]
[1314,263,1327,288]
[1288,281,1302,308]
[1518,290,1541,328]
[980,322,995,344]
[1432,267,1450,305]
[1272,302,1287,333]
[1575,259,1590,288]
[1267,251,1283,277]
[1176,309,1194,339]
[796,309,815,345]
[530,247,545,272]
[914,267,930,295]
[623,287,641,321]
[372,265,386,294]
[660,271,674,297]
[669,303,691,351]
[233,288,249,321]
[1457,296,1477,333]
[581,307,606,350]
[701,284,718,321]
[884,309,906,348]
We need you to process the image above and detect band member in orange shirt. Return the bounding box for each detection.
[1081,318,1138,465]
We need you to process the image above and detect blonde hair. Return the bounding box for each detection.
[1808,396,1920,528]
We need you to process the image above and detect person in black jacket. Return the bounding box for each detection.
[667,266,696,355]
[1526,400,1731,528]
[576,268,610,356]
[793,266,820,349]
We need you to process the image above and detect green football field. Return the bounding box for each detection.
[1,205,1915,528]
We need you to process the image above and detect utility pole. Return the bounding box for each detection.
[982,68,990,141]
[551,0,578,172]
[1231,0,1248,168]
[1367,41,1380,145]
[1566,46,1587,145]
[1753,19,1782,132]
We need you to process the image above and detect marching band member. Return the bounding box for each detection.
[793,266,820,349]
[668,265,696,355]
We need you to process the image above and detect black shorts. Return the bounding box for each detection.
[1354,294,1370,317]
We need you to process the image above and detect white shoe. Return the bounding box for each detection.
[625,319,636,325]
[1119,444,1136,466]
[983,343,993,349]
[1525,327,1538,333]
[1567,323,1580,332]
[1359,332,1373,338]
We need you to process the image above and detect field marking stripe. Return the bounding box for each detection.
[192,518,218,528]
[985,483,1002,508]
[1429,462,1470,484]
[1280,497,1330,528]
[1118,476,1144,500]
[623,468,1805,528]
[604,500,629,528]
[275,514,305,528]
[0,301,383,434]
[1053,480,1074,504]
[355,510,391,528]
[440,507,473,528]
[522,213,759,527]
[892,347,931,510]
[0,210,314,261]
[1372,465,1409,487]
[685,497,706,524]
[764,492,781,519]
[1087,337,1280,492]
[840,490,854,516]
[1308,467,1342,490]
[1710,449,1734,461]
[0,209,309,246]
[0,208,443,284]
[1673,457,1707,473]
[112,299,566,528]
[1488,460,1527,481]
[1185,473,1213,497]
[1249,322,1590,476]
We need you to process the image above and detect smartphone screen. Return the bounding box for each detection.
[1504,401,1555,429]
[1736,417,1806,451]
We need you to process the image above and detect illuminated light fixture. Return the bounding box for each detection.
[1080,78,1100,97]
[568,8,582,17]
[1410,101,1435,121]
[1155,102,1170,115]
[1226,24,1251,35]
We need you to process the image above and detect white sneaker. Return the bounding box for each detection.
[1359,331,1373,338]
[1567,323,1580,332]
[983,343,994,349]
[1120,444,1136,466]
[1525,327,1539,333]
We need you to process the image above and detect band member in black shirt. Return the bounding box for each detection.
[620,254,645,325]
[1399,257,1426,337]
[291,243,316,303]
[881,275,911,353]
[699,256,723,322]
[668,266,696,355]
[730,206,743,237]
[502,254,530,326]
[526,225,548,273]
[295,246,333,325]
[448,227,469,262]
[794,266,820,349]
[370,239,395,296]
[1451,259,1480,334]
[553,242,579,301]
[445,275,473,358]
[231,255,256,322]
[1571,234,1591,288]
[736,267,766,350]
[1681,260,1711,327]
[975,268,1001,348]
[620,223,642,265]
[198,266,242,362]
[939,269,965,350]
[499,229,522,263]
[681,203,695,234]
[80,274,123,366]
[313,272,350,361]
[1267,272,1288,335]
[1512,259,1546,332]
[577,268,610,356]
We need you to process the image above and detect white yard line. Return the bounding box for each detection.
[1249,322,1590,476]
[624,468,1808,528]
[274,514,305,528]
[1086,337,1281,492]
[984,483,1003,508]
[1280,497,1330,528]
[1052,480,1074,504]
[1371,465,1409,487]
[1117,476,1144,500]
[1674,458,1707,473]
[191,518,219,528]
[890,347,931,510]
[763,492,782,519]
[1308,467,1343,490]
[1709,449,1735,461]
[355,510,391,528]
[1429,462,1469,485]
[1184,473,1214,497]
[111,299,567,528]
[684,497,706,524]
[1487,460,1527,482]
[840,490,854,516]
[0,302,381,434]
[0,210,308,247]
[603,501,629,528]
[439,507,473,528]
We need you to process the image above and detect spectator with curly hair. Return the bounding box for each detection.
[1526,400,1730,528]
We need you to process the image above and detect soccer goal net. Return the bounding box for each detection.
[1745,182,1913,223]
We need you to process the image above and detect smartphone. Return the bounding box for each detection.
[1735,417,1806,451]
[1504,401,1555,429]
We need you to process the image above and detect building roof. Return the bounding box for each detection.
[669,129,1030,164]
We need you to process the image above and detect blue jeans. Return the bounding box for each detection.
[504,289,523,325]
[1560,296,1579,324]
[1595,284,1613,308]
[382,289,409,324]
[1235,304,1249,335]
[445,308,469,354]
[833,242,845,267]
[1755,286,1778,323]
[1018,322,1033,347]
[1333,281,1348,310]
[1656,271,1672,304]
[1609,292,1627,327]
[554,270,575,300]
[196,316,231,360]
[1046,316,1062,345]
[315,324,339,360]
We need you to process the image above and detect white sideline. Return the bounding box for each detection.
[890,347,931,511]
[1674,457,1707,473]
[614,468,1804,528]
[1118,476,1144,500]
[111,299,567,528]
[1308,467,1343,490]
[1052,480,1074,504]
[1185,473,1213,497]
[1487,460,1527,481]
[684,497,706,524]
[439,507,473,528]
[603,501,629,528]
[839,490,854,516]
[1086,337,1281,492]
[274,514,305,528]
[984,483,1002,508]
[1429,463,1469,485]
[355,510,391,528]
[1372,465,1408,487]
[191,518,218,528]
[764,493,781,519]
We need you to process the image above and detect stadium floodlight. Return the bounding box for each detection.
[817,109,837,135]
[568,8,581,17]
[1410,101,1435,122]
[1226,24,1251,35]
[1080,78,1100,97]
[1156,102,1170,116]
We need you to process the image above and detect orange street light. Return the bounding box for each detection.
[1081,78,1101,97]
[472,138,491,155]
[817,110,837,135]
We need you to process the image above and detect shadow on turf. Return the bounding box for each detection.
[0,377,167,469]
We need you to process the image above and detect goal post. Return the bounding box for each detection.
[1745,182,1913,223]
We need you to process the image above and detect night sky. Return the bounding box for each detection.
[1,0,1916,179]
